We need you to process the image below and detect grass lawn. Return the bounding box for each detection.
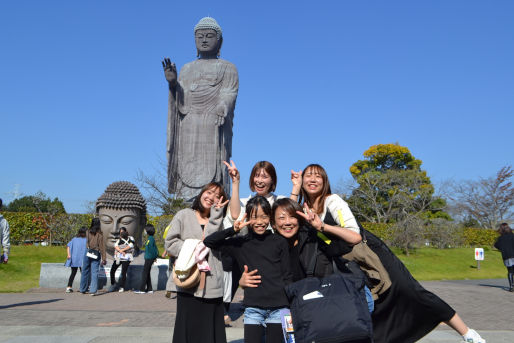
[0,245,66,293]
[393,247,506,280]
[0,245,507,292]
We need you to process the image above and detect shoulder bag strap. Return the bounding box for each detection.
[306,240,318,277]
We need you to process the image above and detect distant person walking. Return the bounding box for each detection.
[0,199,10,264]
[135,224,159,294]
[494,223,514,292]
[64,226,87,292]
[80,218,106,295]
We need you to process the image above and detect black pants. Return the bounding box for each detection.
[139,259,154,292]
[67,267,81,287]
[111,260,131,289]
[110,261,120,285]
[244,324,283,343]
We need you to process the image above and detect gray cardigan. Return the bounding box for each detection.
[165,207,224,299]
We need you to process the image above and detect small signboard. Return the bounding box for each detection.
[474,248,484,261]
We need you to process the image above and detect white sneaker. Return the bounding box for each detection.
[65,287,73,293]
[146,290,154,294]
[134,290,146,294]
[462,328,486,343]
[118,288,124,293]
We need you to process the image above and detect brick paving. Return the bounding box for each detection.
[0,279,512,342]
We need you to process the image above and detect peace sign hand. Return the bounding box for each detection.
[215,196,230,209]
[296,203,324,232]
[234,214,254,233]
[223,160,240,184]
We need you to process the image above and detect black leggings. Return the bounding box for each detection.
[244,323,283,343]
[67,267,81,287]
[111,260,131,289]
[508,266,514,273]
[139,259,154,292]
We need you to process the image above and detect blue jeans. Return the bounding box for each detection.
[364,285,374,313]
[80,255,100,293]
[243,307,285,327]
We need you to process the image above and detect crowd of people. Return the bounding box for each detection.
[35,160,514,343]
[163,161,489,343]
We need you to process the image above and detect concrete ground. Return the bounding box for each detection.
[0,278,512,342]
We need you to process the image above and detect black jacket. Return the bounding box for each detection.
[495,233,514,261]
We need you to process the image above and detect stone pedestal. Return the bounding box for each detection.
[39,259,171,291]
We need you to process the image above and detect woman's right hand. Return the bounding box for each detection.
[239,265,261,288]
[223,160,240,184]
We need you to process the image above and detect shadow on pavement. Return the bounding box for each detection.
[0,298,63,309]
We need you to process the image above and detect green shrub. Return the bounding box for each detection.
[462,227,499,247]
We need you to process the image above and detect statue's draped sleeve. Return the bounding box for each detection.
[218,61,238,161]
[167,80,179,193]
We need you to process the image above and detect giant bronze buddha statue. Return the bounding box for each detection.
[163,17,239,201]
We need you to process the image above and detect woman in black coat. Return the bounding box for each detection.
[494,223,514,292]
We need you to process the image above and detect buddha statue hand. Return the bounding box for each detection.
[162,58,177,86]
[214,102,228,126]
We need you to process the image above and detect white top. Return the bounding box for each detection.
[319,194,360,234]
[223,192,284,230]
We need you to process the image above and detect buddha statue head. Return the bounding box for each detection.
[95,181,147,258]
[194,16,223,58]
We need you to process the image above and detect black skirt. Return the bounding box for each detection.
[364,229,456,343]
[172,292,226,343]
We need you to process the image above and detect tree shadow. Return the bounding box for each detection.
[0,298,63,309]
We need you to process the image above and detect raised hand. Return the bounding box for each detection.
[162,57,177,85]
[233,214,254,232]
[215,196,230,209]
[239,264,261,288]
[223,160,240,184]
[290,170,303,196]
[296,203,324,232]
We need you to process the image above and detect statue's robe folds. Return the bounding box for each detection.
[167,59,238,200]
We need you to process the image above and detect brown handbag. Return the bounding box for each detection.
[172,264,201,289]
[343,228,392,300]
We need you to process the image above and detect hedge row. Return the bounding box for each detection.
[2,212,499,248]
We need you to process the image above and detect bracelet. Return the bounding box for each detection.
[320,223,325,232]
[291,192,299,196]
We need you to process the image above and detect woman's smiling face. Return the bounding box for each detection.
[253,168,273,196]
[199,186,222,211]
[273,206,300,240]
[302,167,324,198]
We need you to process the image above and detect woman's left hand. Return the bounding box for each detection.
[215,196,230,209]
[296,203,324,232]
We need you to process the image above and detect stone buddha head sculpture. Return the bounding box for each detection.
[194,16,223,58]
[95,181,147,258]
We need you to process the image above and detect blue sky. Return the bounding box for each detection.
[1,1,513,214]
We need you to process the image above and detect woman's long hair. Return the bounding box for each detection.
[498,223,513,235]
[89,217,101,235]
[299,164,332,215]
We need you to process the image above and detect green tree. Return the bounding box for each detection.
[7,193,66,214]
[347,143,450,254]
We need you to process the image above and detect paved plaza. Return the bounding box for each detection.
[0,279,512,342]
